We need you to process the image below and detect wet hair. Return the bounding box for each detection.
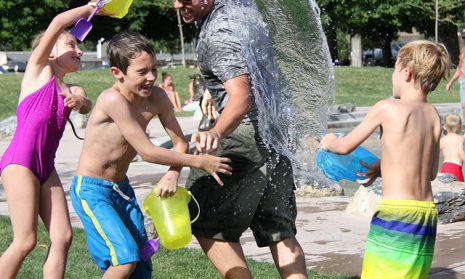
[396,40,451,94]
[107,31,156,74]
[444,113,462,133]
[31,30,75,51]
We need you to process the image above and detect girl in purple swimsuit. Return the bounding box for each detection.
[0,5,97,278]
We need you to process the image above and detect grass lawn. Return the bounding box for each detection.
[0,66,460,120]
[335,66,458,106]
[0,216,355,279]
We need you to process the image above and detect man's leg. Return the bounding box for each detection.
[197,237,252,279]
[270,238,307,279]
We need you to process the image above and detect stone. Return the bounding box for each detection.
[68,111,88,129]
[345,179,382,218]
[345,176,465,224]
[0,116,16,139]
[296,172,344,197]
[336,103,356,113]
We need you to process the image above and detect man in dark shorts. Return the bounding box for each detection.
[173,0,307,278]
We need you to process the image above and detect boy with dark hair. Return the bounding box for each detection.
[70,31,231,279]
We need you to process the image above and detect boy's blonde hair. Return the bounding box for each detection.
[397,40,451,94]
[444,113,462,133]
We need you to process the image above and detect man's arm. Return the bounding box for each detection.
[191,75,250,153]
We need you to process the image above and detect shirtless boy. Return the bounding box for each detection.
[321,40,450,279]
[70,31,231,279]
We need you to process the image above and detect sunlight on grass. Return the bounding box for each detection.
[0,216,355,279]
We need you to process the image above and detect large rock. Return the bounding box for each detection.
[0,116,17,139]
[296,172,344,197]
[68,111,88,129]
[346,174,465,224]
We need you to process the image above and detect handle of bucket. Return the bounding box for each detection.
[86,0,107,21]
[188,191,200,223]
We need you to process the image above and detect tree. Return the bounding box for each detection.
[318,0,410,67]
[407,0,465,65]
[0,0,196,53]
[0,0,67,50]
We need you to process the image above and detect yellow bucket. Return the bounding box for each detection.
[143,187,199,250]
[91,0,133,18]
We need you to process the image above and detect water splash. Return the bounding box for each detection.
[211,0,335,188]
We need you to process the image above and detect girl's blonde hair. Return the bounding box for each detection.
[397,40,451,94]
[444,113,462,133]
[31,30,75,50]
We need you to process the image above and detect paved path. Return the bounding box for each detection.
[0,109,464,278]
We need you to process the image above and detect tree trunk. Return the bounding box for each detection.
[325,25,338,64]
[439,22,459,66]
[350,34,362,67]
[176,9,186,68]
[381,33,393,67]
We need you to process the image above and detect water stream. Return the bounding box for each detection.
[213,0,335,188]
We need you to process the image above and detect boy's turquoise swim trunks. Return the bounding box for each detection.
[70,176,152,278]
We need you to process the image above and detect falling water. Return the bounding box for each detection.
[212,0,335,188]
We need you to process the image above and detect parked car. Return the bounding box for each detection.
[363,42,404,66]
[3,61,27,72]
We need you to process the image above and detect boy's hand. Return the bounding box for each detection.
[356,159,381,187]
[155,172,179,198]
[320,133,338,150]
[191,131,220,154]
[198,154,232,186]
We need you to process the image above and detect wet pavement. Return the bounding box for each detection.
[0,109,464,278]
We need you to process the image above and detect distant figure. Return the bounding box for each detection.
[182,71,205,112]
[446,29,465,119]
[0,5,94,278]
[440,113,465,181]
[321,40,451,279]
[69,31,231,279]
[159,72,182,112]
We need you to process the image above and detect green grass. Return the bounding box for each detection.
[0,66,459,120]
[335,66,458,106]
[0,216,355,279]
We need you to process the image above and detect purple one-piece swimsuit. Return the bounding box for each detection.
[0,76,71,184]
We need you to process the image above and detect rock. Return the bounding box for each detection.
[346,177,465,224]
[0,116,17,139]
[345,179,382,218]
[68,111,88,129]
[337,103,356,113]
[296,172,344,197]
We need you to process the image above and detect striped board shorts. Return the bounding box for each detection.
[361,199,437,279]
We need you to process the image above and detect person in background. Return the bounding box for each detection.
[446,29,465,120]
[439,113,465,182]
[160,72,182,112]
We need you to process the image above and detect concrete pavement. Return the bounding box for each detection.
[0,109,464,278]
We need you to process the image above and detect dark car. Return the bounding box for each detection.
[4,61,27,72]
[363,42,404,66]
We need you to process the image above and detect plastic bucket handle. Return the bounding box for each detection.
[188,190,200,224]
